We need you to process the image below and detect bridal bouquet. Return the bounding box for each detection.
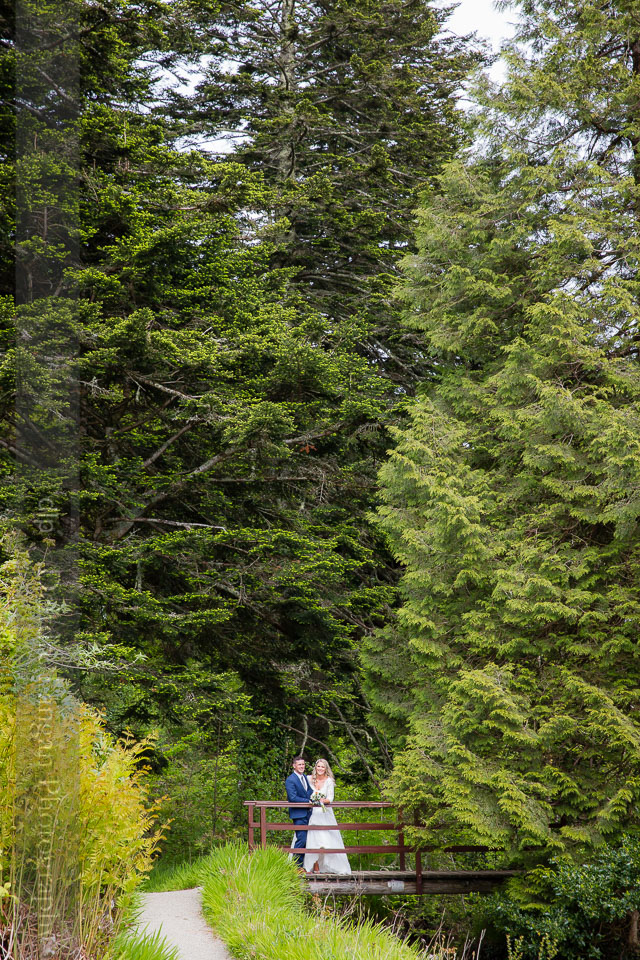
[310,790,326,806]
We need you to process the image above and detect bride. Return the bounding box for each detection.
[303,758,351,876]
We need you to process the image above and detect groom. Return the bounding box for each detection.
[285,756,313,868]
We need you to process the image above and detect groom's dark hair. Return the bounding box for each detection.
[292,755,305,764]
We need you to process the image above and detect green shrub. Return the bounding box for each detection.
[506,934,558,960]
[146,722,254,861]
[486,837,640,959]
[0,530,163,957]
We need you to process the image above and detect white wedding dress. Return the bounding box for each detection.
[303,777,351,875]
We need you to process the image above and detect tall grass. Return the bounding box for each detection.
[142,854,213,893]
[201,844,431,960]
[109,927,181,960]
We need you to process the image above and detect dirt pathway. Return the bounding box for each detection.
[137,888,231,960]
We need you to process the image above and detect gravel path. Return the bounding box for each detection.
[137,889,231,960]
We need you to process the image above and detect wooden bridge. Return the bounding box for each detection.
[244,800,519,895]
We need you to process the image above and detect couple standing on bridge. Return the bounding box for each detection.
[285,756,352,875]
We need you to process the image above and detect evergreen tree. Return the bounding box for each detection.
[172,0,481,383]
[364,0,640,855]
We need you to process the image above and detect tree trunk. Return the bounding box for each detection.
[629,909,639,953]
[275,0,297,182]
[631,38,640,189]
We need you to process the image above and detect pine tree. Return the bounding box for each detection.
[364,0,640,855]
[172,0,481,383]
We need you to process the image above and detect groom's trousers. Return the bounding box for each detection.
[292,815,310,867]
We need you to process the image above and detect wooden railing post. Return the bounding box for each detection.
[248,802,255,852]
[398,807,406,871]
[415,848,423,895]
[260,804,267,849]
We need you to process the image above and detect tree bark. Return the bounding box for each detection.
[275,0,297,183]
[630,38,640,188]
[629,909,639,952]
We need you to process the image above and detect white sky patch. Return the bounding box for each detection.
[443,0,518,82]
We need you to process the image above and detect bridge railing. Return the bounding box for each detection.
[243,800,491,895]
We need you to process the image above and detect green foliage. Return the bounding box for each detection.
[487,838,640,959]
[1,0,476,881]
[144,672,260,860]
[0,529,56,688]
[201,843,427,960]
[506,934,558,960]
[174,0,482,345]
[0,529,120,686]
[142,854,212,893]
[4,692,162,955]
[109,927,180,960]
[364,0,640,857]
[0,537,161,957]
[1,0,477,827]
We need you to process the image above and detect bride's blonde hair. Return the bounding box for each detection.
[311,757,334,782]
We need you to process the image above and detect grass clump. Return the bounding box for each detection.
[201,843,428,960]
[142,853,213,892]
[109,927,180,960]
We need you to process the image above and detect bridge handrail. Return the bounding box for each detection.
[243,798,497,894]
[243,800,395,807]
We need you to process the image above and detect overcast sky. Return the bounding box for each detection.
[445,0,517,53]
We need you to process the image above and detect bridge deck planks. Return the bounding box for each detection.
[304,869,520,896]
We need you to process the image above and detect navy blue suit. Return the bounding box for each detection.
[285,771,313,866]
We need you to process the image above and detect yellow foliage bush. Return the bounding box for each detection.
[0,532,163,955]
[2,689,162,955]
[0,694,12,903]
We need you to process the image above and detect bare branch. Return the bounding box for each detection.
[142,421,195,469]
[107,517,226,530]
[333,702,381,789]
[277,721,342,767]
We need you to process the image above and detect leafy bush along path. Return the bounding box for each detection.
[137,889,230,960]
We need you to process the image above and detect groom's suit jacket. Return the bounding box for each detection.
[285,772,313,822]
